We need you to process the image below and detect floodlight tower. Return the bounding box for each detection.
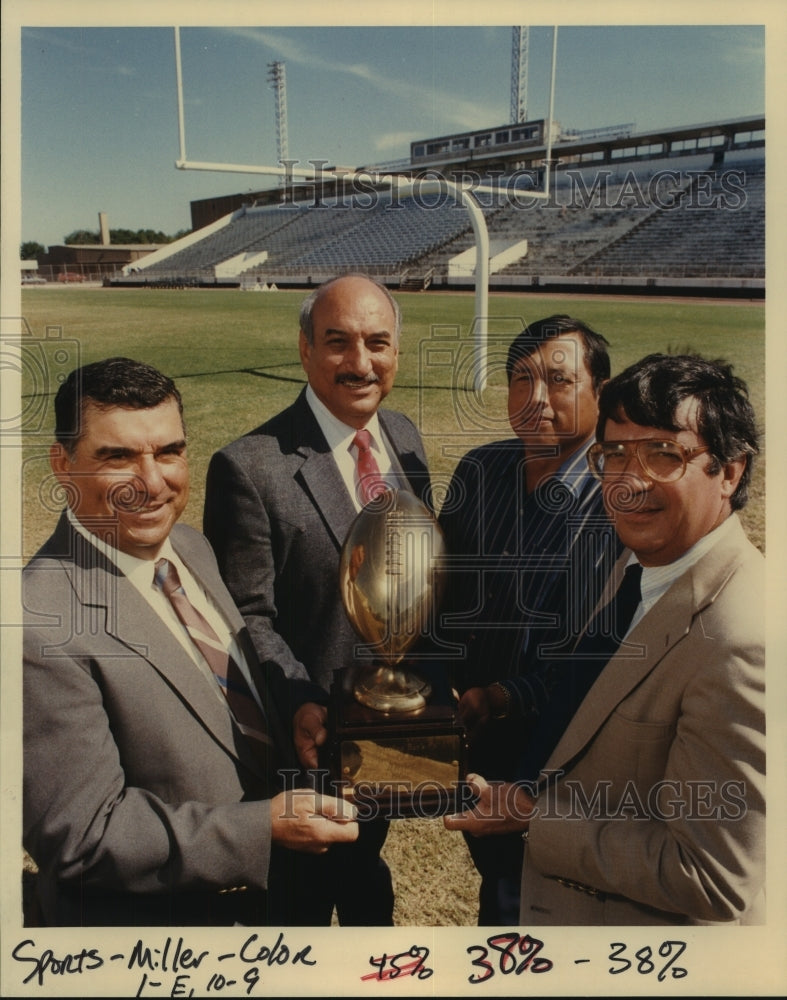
[267,61,289,196]
[510,26,529,123]
[173,25,559,392]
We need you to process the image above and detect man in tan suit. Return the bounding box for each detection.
[445,352,765,925]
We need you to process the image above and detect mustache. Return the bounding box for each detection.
[335,373,380,386]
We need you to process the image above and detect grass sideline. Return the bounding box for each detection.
[17,287,766,926]
[20,287,765,556]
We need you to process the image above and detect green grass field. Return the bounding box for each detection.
[20,286,765,558]
[17,286,766,925]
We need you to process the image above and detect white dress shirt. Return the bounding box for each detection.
[66,508,264,713]
[305,383,404,511]
[626,513,739,635]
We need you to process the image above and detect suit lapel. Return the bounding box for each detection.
[379,411,432,510]
[299,447,358,550]
[289,389,431,546]
[541,521,747,779]
[64,517,269,777]
[169,527,290,774]
[170,525,245,633]
[290,391,360,549]
[544,574,692,774]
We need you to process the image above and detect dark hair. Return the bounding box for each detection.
[55,357,184,452]
[299,273,402,345]
[505,314,610,390]
[596,353,759,510]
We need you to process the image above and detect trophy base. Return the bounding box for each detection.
[327,669,469,819]
[353,665,431,714]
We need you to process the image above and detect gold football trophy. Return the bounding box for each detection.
[328,488,468,817]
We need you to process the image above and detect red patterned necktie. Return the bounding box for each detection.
[154,558,272,750]
[353,428,387,505]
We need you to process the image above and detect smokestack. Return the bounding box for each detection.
[98,212,110,246]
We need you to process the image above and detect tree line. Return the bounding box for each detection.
[21,228,192,259]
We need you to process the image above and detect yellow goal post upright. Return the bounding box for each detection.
[172,26,558,392]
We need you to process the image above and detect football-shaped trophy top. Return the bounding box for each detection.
[339,488,446,712]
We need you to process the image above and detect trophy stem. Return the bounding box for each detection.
[354,665,431,714]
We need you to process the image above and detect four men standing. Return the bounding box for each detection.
[21,277,766,929]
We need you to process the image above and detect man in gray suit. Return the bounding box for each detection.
[204,274,432,925]
[23,357,358,927]
[445,353,765,925]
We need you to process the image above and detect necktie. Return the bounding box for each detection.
[518,562,643,780]
[353,428,387,505]
[571,562,644,664]
[154,558,272,750]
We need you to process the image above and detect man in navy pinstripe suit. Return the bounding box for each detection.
[438,315,621,925]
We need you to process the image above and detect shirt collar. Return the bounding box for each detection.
[305,382,384,453]
[631,512,738,605]
[66,506,178,586]
[545,435,597,496]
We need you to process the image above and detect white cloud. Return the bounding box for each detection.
[374,131,420,153]
[709,27,765,68]
[219,26,500,133]
[23,28,90,54]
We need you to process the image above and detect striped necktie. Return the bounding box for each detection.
[154,558,272,751]
[353,428,387,505]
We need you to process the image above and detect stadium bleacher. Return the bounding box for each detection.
[574,159,765,279]
[114,148,764,296]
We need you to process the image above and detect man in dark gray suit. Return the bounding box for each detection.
[204,274,432,925]
[23,357,358,927]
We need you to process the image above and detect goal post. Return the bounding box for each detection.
[171,25,559,391]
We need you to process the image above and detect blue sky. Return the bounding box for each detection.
[9,13,771,249]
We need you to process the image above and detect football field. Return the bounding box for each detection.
[20,286,765,557]
[18,286,766,925]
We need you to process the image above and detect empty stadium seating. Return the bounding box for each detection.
[118,153,764,292]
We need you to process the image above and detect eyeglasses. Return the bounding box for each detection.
[587,439,711,483]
